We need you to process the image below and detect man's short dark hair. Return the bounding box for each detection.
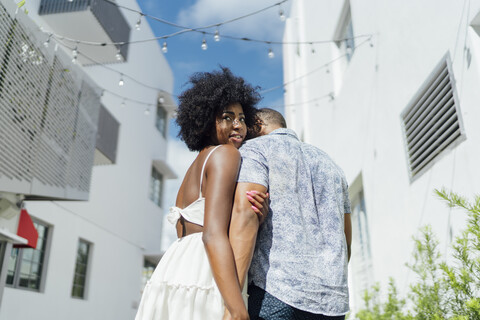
[176,67,261,151]
[257,108,287,128]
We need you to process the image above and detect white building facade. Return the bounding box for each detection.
[0,0,176,319]
[283,0,480,313]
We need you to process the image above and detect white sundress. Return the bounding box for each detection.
[135,146,246,320]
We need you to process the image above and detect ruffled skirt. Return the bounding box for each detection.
[135,232,226,320]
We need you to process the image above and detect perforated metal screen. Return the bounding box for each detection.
[0,1,100,200]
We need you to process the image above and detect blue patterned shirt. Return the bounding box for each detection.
[238,128,351,316]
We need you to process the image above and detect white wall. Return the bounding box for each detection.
[284,0,480,313]
[0,0,175,319]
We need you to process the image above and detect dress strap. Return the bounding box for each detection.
[199,145,222,197]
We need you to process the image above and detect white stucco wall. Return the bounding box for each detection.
[284,0,480,313]
[0,0,175,319]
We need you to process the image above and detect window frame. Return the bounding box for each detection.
[333,0,355,62]
[155,104,167,138]
[149,167,164,208]
[71,238,93,300]
[5,217,52,293]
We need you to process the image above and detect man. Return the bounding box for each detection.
[228,108,352,320]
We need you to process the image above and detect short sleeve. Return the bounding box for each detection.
[238,141,268,188]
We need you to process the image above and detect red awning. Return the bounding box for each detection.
[13,209,39,249]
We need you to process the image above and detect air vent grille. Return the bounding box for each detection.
[401,54,465,179]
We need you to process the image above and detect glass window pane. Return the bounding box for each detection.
[9,221,49,291]
[72,285,84,298]
[72,240,90,299]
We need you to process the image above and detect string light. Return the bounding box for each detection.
[135,14,142,30]
[162,41,168,53]
[346,45,353,56]
[121,99,126,107]
[158,96,165,104]
[144,107,150,115]
[43,34,52,48]
[279,6,286,22]
[115,49,122,61]
[43,0,372,52]
[201,37,208,50]
[310,43,315,54]
[72,46,78,57]
[49,23,372,111]
[214,29,220,42]
[268,47,274,59]
[72,45,78,64]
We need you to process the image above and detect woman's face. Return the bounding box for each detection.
[213,103,247,149]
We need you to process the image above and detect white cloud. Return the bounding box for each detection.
[177,0,288,41]
[161,138,197,250]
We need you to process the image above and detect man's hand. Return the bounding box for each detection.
[223,308,232,320]
[246,190,269,224]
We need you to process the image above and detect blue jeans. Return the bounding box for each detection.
[248,285,346,320]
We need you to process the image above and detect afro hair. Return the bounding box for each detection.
[176,67,261,151]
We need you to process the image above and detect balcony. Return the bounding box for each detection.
[39,0,130,65]
[94,105,120,165]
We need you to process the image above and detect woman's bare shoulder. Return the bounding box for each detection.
[210,144,241,160]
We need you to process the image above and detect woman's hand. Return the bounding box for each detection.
[223,308,249,320]
[246,190,269,224]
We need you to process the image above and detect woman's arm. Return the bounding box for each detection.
[202,145,248,320]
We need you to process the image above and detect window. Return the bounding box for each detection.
[156,105,167,138]
[149,167,163,207]
[141,258,157,289]
[401,53,465,180]
[71,239,92,299]
[350,189,374,309]
[6,219,50,291]
[334,1,355,62]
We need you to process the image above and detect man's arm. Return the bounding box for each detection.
[229,182,267,289]
[344,213,352,262]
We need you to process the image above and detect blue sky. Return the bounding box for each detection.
[135,0,290,246]
[137,0,288,138]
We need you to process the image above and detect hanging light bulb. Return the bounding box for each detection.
[310,43,315,54]
[121,99,126,108]
[100,90,105,97]
[326,65,330,74]
[214,29,220,42]
[135,14,142,31]
[158,96,165,104]
[346,45,353,56]
[144,107,150,115]
[279,7,286,22]
[162,41,168,53]
[369,37,374,48]
[119,74,124,86]
[201,38,208,50]
[43,34,52,48]
[71,46,78,64]
[115,49,122,61]
[268,48,275,59]
[67,0,73,2]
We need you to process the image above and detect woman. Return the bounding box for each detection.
[135,68,266,320]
